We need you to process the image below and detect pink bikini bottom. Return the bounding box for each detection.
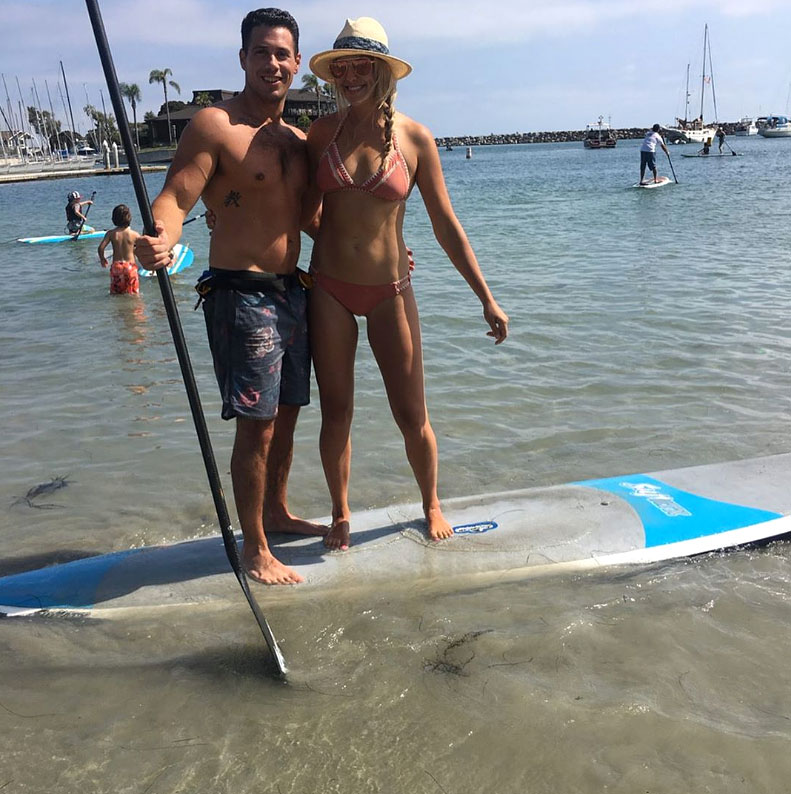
[312,270,412,317]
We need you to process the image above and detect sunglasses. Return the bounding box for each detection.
[329,58,375,79]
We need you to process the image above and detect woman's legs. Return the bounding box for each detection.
[366,288,453,541]
[309,286,359,549]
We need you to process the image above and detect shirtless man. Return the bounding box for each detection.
[135,8,324,584]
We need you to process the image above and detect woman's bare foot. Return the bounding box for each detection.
[323,519,350,551]
[243,546,304,585]
[264,508,328,537]
[426,506,454,541]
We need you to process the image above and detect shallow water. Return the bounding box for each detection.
[2,135,791,792]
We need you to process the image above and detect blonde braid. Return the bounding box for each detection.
[381,92,395,166]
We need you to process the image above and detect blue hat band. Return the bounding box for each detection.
[333,36,390,55]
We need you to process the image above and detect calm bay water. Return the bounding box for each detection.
[1,135,791,792]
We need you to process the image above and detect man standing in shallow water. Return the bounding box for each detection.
[135,8,325,585]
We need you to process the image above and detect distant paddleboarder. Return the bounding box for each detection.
[639,124,669,185]
[65,191,93,234]
[716,126,726,152]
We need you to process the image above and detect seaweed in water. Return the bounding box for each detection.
[424,629,493,676]
[12,475,72,509]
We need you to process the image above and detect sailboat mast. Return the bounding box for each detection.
[685,63,691,122]
[699,24,708,123]
[60,61,78,154]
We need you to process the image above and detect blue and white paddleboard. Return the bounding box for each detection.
[139,243,195,278]
[17,226,107,244]
[2,453,790,616]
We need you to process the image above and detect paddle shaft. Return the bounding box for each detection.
[83,0,287,676]
[73,190,97,238]
[665,149,678,183]
[182,212,206,226]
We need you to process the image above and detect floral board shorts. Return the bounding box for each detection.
[110,261,140,295]
[201,269,310,421]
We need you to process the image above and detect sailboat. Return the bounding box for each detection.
[665,25,719,144]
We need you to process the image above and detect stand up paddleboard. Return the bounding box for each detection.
[633,176,672,189]
[2,453,790,616]
[681,152,743,158]
[139,243,195,277]
[18,226,107,244]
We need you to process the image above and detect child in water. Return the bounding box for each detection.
[97,205,140,294]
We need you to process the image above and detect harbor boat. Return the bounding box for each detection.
[583,116,617,148]
[664,26,720,145]
[757,115,791,138]
[734,116,758,136]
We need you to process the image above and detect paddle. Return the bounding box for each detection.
[182,212,206,226]
[665,150,678,184]
[72,190,97,239]
[84,0,288,677]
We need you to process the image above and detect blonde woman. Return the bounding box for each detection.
[305,17,509,550]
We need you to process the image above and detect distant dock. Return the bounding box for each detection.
[0,165,168,185]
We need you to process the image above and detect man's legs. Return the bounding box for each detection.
[231,416,303,584]
[264,403,327,536]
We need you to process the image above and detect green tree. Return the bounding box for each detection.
[296,113,311,131]
[148,68,181,144]
[194,92,212,108]
[27,106,62,152]
[157,100,186,116]
[301,73,321,117]
[83,103,120,149]
[27,106,61,137]
[119,82,142,150]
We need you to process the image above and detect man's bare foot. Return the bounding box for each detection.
[323,519,350,551]
[243,546,304,585]
[264,508,328,537]
[426,506,454,541]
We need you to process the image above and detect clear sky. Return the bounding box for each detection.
[3,0,791,137]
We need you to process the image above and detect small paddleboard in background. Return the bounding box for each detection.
[18,226,107,244]
[633,176,672,189]
[139,243,195,277]
[681,152,743,158]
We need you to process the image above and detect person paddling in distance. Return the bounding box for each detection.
[134,8,326,585]
[65,190,94,234]
[639,124,669,184]
[305,17,509,551]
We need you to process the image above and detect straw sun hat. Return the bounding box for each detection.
[309,17,412,82]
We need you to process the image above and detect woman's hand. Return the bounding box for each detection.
[483,300,509,344]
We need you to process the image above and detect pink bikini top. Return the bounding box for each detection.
[316,117,410,202]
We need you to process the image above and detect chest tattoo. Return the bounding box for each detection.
[224,190,241,208]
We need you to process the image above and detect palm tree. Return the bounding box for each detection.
[301,74,321,117]
[148,68,181,144]
[321,82,336,108]
[119,82,142,150]
[194,92,212,108]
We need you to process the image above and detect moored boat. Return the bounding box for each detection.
[734,116,758,136]
[583,116,617,149]
[664,26,720,145]
[757,115,791,138]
